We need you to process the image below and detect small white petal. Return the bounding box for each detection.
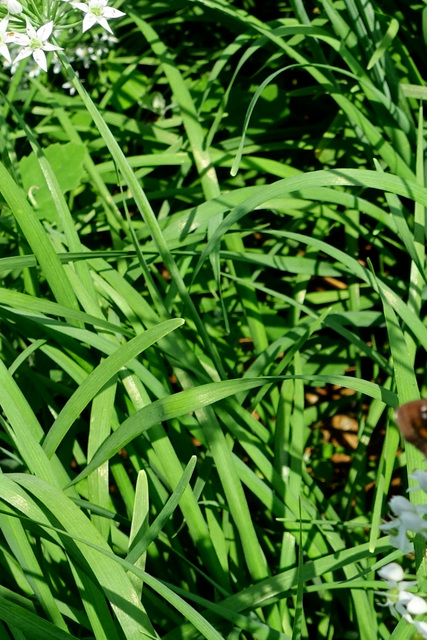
[389,496,415,515]
[399,580,418,590]
[25,19,37,39]
[98,16,113,33]
[415,621,427,639]
[6,0,22,13]
[398,590,415,606]
[13,47,32,64]
[394,601,414,623]
[379,518,399,532]
[378,563,405,583]
[42,42,63,52]
[9,32,29,45]
[390,529,413,553]
[37,21,53,41]
[406,595,427,615]
[400,511,427,532]
[32,48,47,71]
[82,13,97,31]
[74,2,90,11]
[102,7,125,18]
[409,470,427,491]
[0,42,11,62]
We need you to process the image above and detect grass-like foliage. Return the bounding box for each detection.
[0,0,427,638]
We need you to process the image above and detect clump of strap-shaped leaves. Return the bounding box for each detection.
[0,1,426,639]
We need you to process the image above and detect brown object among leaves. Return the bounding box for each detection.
[395,399,427,458]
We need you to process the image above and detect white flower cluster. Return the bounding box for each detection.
[380,472,427,553]
[377,563,427,637]
[378,470,427,637]
[0,0,124,72]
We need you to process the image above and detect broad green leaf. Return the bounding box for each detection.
[19,143,86,223]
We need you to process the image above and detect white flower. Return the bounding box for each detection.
[377,563,427,624]
[381,523,414,553]
[73,0,125,34]
[0,0,22,14]
[379,496,427,552]
[74,45,94,67]
[99,30,118,45]
[0,16,13,63]
[415,621,427,639]
[62,80,77,94]
[409,470,427,492]
[11,20,62,72]
[377,586,414,622]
